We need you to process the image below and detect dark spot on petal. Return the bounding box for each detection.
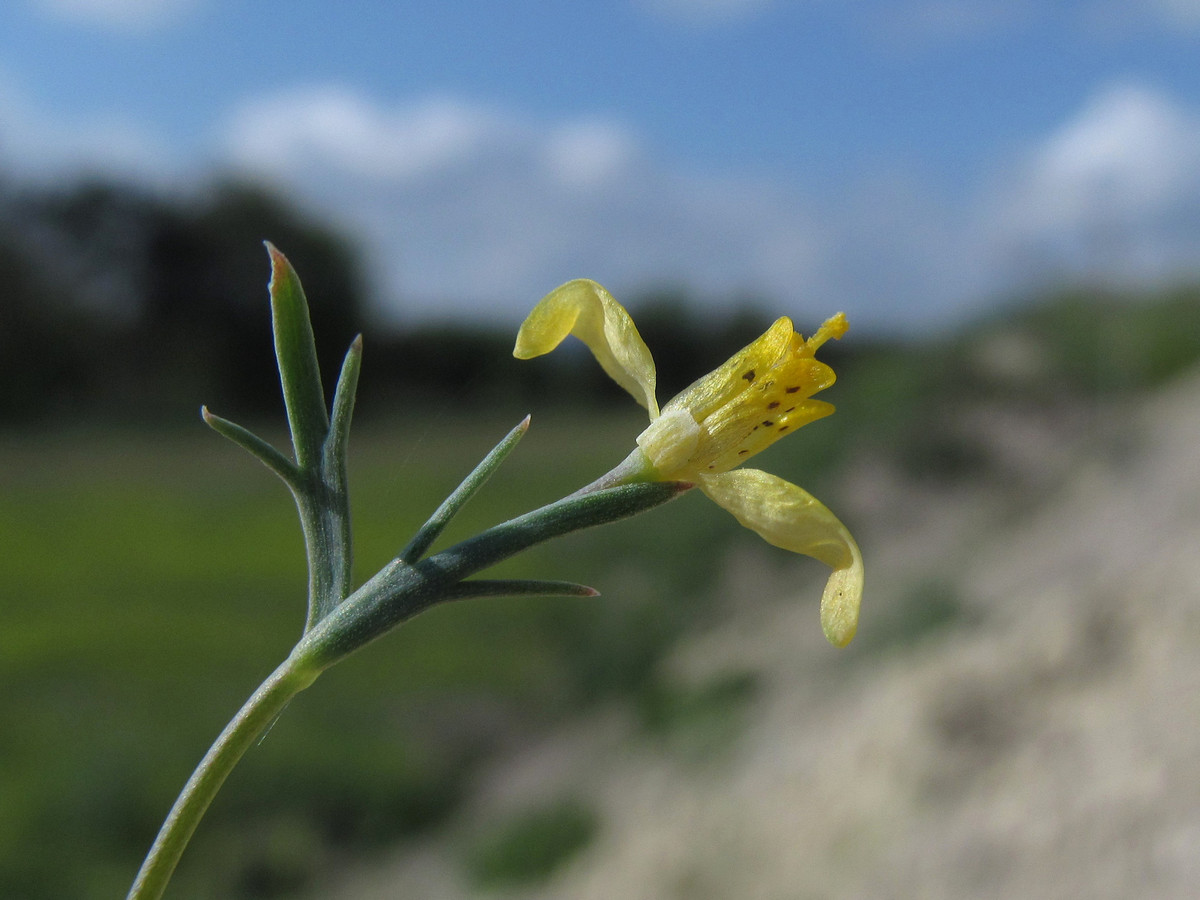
[778,425,789,433]
[742,370,756,382]
[762,420,774,427]
[785,406,796,413]
[767,401,780,409]
[738,449,749,456]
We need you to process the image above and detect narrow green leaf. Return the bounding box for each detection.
[400,416,531,563]
[201,406,301,488]
[267,243,328,470]
[443,579,599,600]
[325,334,363,474]
[295,480,692,669]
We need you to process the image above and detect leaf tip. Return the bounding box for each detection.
[265,242,295,295]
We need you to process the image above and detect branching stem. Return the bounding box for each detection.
[125,247,689,900]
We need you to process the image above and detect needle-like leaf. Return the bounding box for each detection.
[400,416,531,563]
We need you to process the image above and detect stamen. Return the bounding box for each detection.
[806,313,849,351]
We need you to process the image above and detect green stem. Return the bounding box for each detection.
[124,655,320,900]
[571,446,655,496]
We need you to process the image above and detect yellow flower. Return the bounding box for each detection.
[514,279,864,647]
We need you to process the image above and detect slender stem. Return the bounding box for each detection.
[297,475,354,631]
[125,655,320,900]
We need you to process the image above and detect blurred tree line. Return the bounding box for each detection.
[0,178,363,425]
[0,176,783,428]
[7,173,1200,432]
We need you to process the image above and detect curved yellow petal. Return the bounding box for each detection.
[699,468,863,647]
[513,279,659,416]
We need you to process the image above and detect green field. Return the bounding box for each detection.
[1,405,824,899]
[6,283,1200,899]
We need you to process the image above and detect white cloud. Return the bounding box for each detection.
[1028,85,1198,222]
[221,87,837,327]
[223,83,1200,334]
[994,83,1200,286]
[12,73,1200,336]
[225,88,518,183]
[544,119,641,190]
[28,0,200,33]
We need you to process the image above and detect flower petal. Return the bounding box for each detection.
[514,279,659,416]
[663,316,795,422]
[699,468,863,647]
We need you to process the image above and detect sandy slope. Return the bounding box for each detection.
[319,369,1200,899]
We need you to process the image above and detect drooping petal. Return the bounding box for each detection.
[699,468,863,647]
[514,279,659,416]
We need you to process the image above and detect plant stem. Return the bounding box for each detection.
[125,654,320,900]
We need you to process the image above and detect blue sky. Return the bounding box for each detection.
[4,0,1200,332]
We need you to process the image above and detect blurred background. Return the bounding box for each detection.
[3,2,1200,898]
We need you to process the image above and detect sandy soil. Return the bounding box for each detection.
[315,368,1200,900]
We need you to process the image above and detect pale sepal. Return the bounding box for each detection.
[635,407,700,477]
